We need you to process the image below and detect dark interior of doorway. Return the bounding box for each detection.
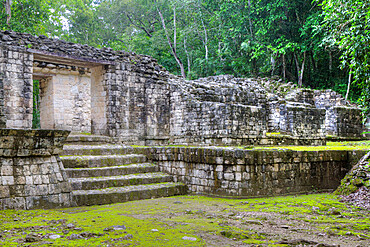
[32,79,40,129]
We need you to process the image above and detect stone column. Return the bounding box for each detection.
[0,48,33,129]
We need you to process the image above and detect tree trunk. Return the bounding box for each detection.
[282,54,286,81]
[201,18,208,62]
[247,0,253,38]
[271,54,275,77]
[173,7,176,52]
[329,50,333,75]
[184,37,191,77]
[298,51,306,87]
[5,0,12,26]
[157,6,186,79]
[295,52,306,87]
[345,68,352,100]
[294,53,300,82]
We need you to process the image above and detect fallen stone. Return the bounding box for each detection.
[327,208,341,215]
[67,234,83,240]
[151,229,159,232]
[113,225,126,230]
[123,234,133,240]
[25,233,41,242]
[49,234,61,240]
[66,223,75,228]
[182,236,197,241]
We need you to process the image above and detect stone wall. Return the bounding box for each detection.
[326,106,363,138]
[103,59,170,143]
[168,76,268,146]
[0,77,5,128]
[91,66,107,135]
[268,101,326,138]
[0,129,72,209]
[0,46,33,129]
[169,80,266,145]
[314,90,363,137]
[135,146,351,197]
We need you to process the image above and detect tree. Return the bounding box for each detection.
[320,0,370,114]
[0,0,63,35]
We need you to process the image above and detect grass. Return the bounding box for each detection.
[248,140,370,151]
[132,140,370,152]
[1,194,369,246]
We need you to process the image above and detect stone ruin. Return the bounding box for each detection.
[0,30,365,209]
[0,30,364,145]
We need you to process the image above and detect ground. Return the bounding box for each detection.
[1,193,369,247]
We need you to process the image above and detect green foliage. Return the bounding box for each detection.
[0,0,63,35]
[32,80,40,129]
[319,0,370,114]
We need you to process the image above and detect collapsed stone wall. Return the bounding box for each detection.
[0,129,72,209]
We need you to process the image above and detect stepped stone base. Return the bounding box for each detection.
[73,182,186,206]
[62,135,187,206]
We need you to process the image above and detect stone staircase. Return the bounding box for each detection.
[60,134,187,206]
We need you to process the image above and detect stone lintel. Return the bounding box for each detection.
[28,49,115,68]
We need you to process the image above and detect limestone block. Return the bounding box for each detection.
[2,176,14,185]
[1,165,13,176]
[0,186,10,198]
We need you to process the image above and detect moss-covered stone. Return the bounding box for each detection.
[335,151,370,196]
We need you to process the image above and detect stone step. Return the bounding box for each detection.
[63,144,134,156]
[72,182,187,206]
[70,172,172,190]
[60,154,147,168]
[65,163,158,178]
[65,134,114,145]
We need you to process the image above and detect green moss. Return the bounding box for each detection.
[1,194,369,246]
[132,140,370,152]
[265,132,281,136]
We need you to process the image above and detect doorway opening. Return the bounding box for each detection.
[32,79,40,129]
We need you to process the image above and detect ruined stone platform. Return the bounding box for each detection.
[62,135,187,206]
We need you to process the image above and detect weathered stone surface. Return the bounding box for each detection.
[63,134,187,206]
[335,152,370,196]
[134,146,357,197]
[0,129,72,209]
